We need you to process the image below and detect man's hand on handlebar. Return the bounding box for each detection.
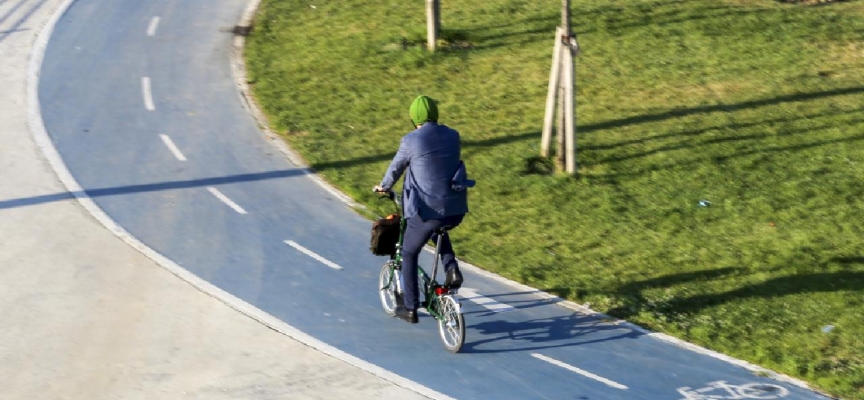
[373,186,395,200]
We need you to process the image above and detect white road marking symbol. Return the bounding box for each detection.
[677,380,789,400]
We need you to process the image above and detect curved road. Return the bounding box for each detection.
[36,0,829,399]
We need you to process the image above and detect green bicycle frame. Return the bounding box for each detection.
[382,200,449,321]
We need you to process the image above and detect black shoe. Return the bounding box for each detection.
[445,268,463,289]
[394,305,418,324]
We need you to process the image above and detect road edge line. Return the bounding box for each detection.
[28,1,452,399]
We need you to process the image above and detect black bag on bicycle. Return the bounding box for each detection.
[370,214,401,256]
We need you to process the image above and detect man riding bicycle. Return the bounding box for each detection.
[374,95,473,324]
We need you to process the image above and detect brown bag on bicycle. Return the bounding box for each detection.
[370,214,401,256]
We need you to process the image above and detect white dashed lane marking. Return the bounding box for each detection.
[159,134,186,161]
[532,353,629,390]
[284,240,344,270]
[146,16,160,36]
[141,76,155,111]
[458,287,516,314]
[207,187,247,214]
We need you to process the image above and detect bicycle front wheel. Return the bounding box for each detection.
[436,295,465,353]
[379,263,398,316]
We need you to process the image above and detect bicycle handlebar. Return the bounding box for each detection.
[373,188,395,200]
[373,187,401,212]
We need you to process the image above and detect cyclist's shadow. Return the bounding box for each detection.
[461,312,644,354]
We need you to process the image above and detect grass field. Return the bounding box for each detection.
[245,0,864,397]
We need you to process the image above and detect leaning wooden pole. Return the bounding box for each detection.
[540,27,564,158]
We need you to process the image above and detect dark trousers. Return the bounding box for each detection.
[400,214,464,310]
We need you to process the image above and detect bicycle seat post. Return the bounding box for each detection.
[429,228,449,284]
[432,232,447,282]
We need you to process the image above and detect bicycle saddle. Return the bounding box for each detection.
[434,225,454,234]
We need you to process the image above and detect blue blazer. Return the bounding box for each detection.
[380,122,474,220]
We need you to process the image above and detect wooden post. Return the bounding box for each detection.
[426,0,440,51]
[563,37,576,173]
[540,0,578,173]
[561,0,571,34]
[556,56,566,171]
[434,0,441,39]
[561,0,577,173]
[540,27,563,158]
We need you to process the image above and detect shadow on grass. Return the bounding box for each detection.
[572,4,771,36]
[585,131,864,183]
[606,262,864,318]
[594,116,864,165]
[453,2,772,50]
[666,270,864,315]
[580,86,864,136]
[309,131,538,171]
[581,105,864,152]
[832,256,864,264]
[522,156,555,175]
[575,86,864,181]
[606,267,744,318]
[463,312,643,354]
[308,87,864,183]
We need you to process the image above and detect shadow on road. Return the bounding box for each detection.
[0,168,310,209]
[463,312,643,354]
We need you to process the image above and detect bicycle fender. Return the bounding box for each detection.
[446,295,462,313]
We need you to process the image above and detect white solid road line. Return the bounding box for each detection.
[207,187,247,214]
[284,240,344,270]
[146,16,160,36]
[531,353,629,390]
[159,134,187,161]
[458,287,516,314]
[141,76,155,111]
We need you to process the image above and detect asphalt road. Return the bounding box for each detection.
[35,0,832,398]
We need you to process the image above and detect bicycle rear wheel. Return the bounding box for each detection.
[379,263,398,316]
[436,295,465,353]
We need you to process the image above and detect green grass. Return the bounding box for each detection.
[245,0,864,397]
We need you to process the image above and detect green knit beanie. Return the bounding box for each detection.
[409,95,438,126]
